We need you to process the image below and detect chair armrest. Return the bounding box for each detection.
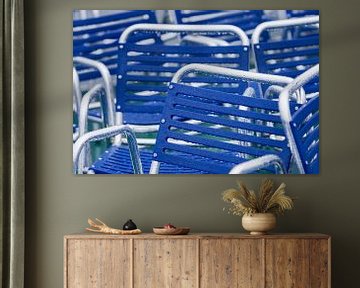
[73,56,115,127]
[73,68,81,116]
[79,84,108,136]
[77,84,109,170]
[229,154,286,174]
[73,126,143,174]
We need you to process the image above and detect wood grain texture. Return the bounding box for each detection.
[64,234,331,288]
[133,239,198,288]
[309,239,330,288]
[66,239,131,288]
[265,239,310,288]
[200,239,263,288]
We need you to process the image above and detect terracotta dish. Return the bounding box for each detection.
[153,227,190,235]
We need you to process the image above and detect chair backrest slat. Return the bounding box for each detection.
[287,10,319,18]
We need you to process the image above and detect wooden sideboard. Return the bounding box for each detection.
[64,233,330,288]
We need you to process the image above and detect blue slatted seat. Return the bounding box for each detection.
[90,146,207,174]
[252,16,319,94]
[151,82,299,174]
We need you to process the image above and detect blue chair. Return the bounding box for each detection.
[279,64,319,174]
[73,57,116,142]
[116,24,250,128]
[73,11,160,128]
[252,16,319,95]
[232,64,319,174]
[148,64,301,174]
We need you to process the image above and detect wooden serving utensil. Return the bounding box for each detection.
[86,218,142,235]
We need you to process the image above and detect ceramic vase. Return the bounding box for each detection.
[242,213,276,235]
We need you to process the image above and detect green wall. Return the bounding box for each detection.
[25,0,360,287]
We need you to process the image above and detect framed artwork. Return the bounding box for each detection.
[72,10,319,175]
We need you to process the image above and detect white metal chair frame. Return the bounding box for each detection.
[77,84,109,172]
[73,56,115,127]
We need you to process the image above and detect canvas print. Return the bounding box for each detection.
[73,10,319,175]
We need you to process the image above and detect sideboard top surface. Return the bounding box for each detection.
[64,232,330,240]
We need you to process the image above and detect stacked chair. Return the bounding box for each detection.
[76,24,250,174]
[73,10,159,79]
[74,64,319,174]
[72,10,320,174]
[72,10,160,142]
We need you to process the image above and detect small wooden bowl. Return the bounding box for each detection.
[153,227,190,235]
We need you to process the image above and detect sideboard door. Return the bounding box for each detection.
[265,238,329,288]
[200,239,264,288]
[133,239,198,288]
[66,239,131,288]
[310,239,330,288]
[266,239,309,287]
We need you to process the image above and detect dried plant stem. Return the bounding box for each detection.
[222,179,294,216]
